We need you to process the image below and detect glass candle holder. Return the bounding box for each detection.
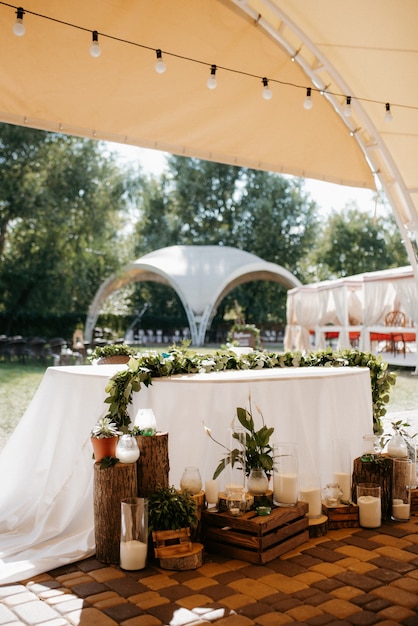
[205,479,219,509]
[273,443,298,507]
[116,434,140,464]
[134,408,157,435]
[225,427,246,495]
[299,473,322,518]
[332,438,352,501]
[392,458,411,522]
[226,486,246,517]
[120,497,148,570]
[180,466,202,494]
[356,483,381,528]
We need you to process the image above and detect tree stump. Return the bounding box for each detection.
[93,462,137,564]
[352,455,393,520]
[136,432,170,497]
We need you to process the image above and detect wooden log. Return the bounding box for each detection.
[352,455,393,520]
[136,432,170,497]
[159,543,204,570]
[93,462,137,564]
[308,514,328,537]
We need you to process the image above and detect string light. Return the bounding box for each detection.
[89,30,101,58]
[155,49,166,74]
[2,2,415,117]
[262,77,272,100]
[13,6,25,36]
[206,64,217,89]
[303,87,313,110]
[343,96,352,117]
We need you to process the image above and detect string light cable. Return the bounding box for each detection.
[2,1,417,120]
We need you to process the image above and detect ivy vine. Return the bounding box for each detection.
[103,346,396,435]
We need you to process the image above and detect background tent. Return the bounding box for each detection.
[0,1,418,277]
[285,266,418,370]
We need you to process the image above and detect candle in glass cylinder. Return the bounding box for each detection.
[274,473,298,506]
[392,499,410,520]
[334,472,351,502]
[273,442,298,507]
[205,479,219,508]
[357,483,381,528]
[299,486,322,518]
[120,540,148,570]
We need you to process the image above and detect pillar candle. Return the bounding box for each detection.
[205,479,219,505]
[274,473,298,505]
[299,487,322,517]
[120,540,147,570]
[334,472,351,502]
[392,499,410,520]
[357,495,381,528]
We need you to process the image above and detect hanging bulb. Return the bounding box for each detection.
[385,102,393,122]
[262,77,272,100]
[89,31,102,58]
[155,49,166,74]
[303,87,313,110]
[13,7,25,36]
[343,96,352,117]
[206,64,217,90]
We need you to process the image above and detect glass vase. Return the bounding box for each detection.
[247,468,269,495]
[273,442,298,507]
[180,466,202,494]
[120,497,148,570]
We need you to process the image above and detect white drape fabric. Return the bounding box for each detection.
[0,364,373,583]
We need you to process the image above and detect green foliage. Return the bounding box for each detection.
[88,343,138,362]
[104,345,396,435]
[147,485,197,532]
[309,207,408,281]
[99,456,120,470]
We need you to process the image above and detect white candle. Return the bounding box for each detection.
[299,487,322,517]
[120,540,147,570]
[357,495,381,528]
[274,473,298,505]
[334,472,351,502]
[392,499,410,520]
[205,480,219,505]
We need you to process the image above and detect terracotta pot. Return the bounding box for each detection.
[91,436,118,462]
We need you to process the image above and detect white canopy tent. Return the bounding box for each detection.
[0,1,417,278]
[285,266,418,370]
[86,245,301,346]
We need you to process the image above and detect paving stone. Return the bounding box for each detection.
[268,595,303,612]
[334,546,377,562]
[140,574,179,591]
[330,586,364,602]
[254,611,295,625]
[52,596,87,614]
[302,590,336,606]
[106,576,151,597]
[309,563,346,577]
[221,593,257,610]
[346,609,379,625]
[304,614,335,626]
[334,571,383,592]
[238,564,276,579]
[390,576,418,594]
[373,545,418,562]
[317,598,362,619]
[129,591,170,610]
[303,546,349,563]
[259,559,307,577]
[214,571,250,585]
[236,599,276,619]
[376,604,418,623]
[365,567,402,583]
[228,578,279,600]
[210,614,255,626]
[70,580,109,598]
[200,584,238,602]
[285,604,325,622]
[103,601,144,622]
[311,579,346,593]
[65,606,118,625]
[12,599,64,624]
[0,602,20,623]
[121,615,163,626]
[371,584,418,609]
[368,555,416,574]
[367,533,412,549]
[76,557,107,573]
[182,576,219,591]
[0,584,27,598]
[88,566,126,583]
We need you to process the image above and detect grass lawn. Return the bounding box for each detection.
[1,358,418,452]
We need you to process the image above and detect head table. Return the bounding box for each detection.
[0,363,373,583]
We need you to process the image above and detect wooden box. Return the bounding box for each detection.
[202,501,308,564]
[322,502,359,529]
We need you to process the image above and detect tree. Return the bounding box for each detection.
[0,124,132,336]
[309,205,408,281]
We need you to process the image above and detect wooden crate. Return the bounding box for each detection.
[322,502,359,529]
[411,488,418,513]
[202,501,308,564]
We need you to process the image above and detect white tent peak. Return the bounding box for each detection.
[85,245,301,346]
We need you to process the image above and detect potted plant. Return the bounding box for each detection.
[88,343,138,365]
[90,416,121,463]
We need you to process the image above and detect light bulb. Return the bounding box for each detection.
[262,77,272,100]
[385,102,393,123]
[155,49,166,74]
[303,87,313,110]
[343,96,352,117]
[13,7,25,36]
[206,64,217,90]
[89,31,101,58]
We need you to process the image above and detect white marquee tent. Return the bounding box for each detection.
[285,266,418,370]
[86,245,301,346]
[0,1,418,278]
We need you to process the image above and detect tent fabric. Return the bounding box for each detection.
[285,266,418,368]
[1,0,418,273]
[85,245,301,346]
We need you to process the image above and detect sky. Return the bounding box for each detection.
[108,142,378,217]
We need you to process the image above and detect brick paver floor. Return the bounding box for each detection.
[1,517,418,625]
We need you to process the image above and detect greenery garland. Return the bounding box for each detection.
[103,345,396,435]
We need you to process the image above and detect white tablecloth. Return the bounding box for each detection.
[0,364,373,583]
